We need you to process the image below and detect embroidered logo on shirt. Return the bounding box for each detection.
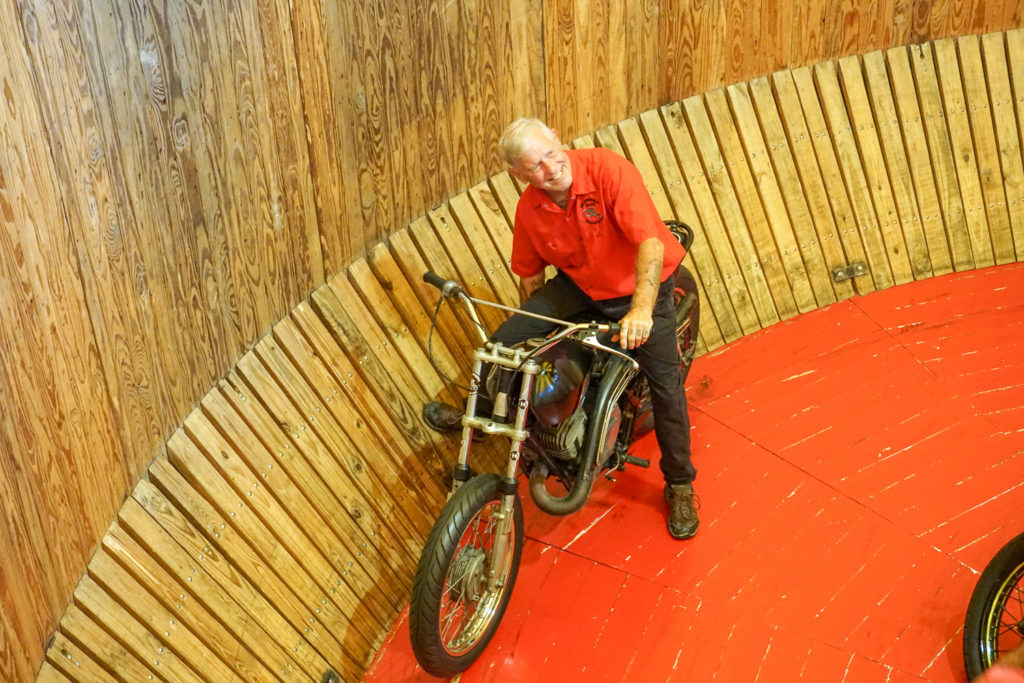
[580,197,604,224]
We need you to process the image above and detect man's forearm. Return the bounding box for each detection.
[632,237,664,315]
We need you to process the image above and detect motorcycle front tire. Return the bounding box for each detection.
[963,530,1024,678]
[409,473,524,677]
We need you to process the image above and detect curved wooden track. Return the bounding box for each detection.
[38,32,1024,682]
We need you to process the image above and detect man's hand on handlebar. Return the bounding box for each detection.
[614,307,654,350]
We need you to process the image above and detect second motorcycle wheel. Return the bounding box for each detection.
[409,473,524,677]
[963,530,1024,678]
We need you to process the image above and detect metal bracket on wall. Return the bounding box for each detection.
[832,262,868,282]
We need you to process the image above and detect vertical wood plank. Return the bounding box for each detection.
[933,38,996,266]
[842,53,932,280]
[884,46,956,276]
[709,86,808,317]
[634,109,733,350]
[544,0,578,135]
[683,94,781,327]
[44,631,117,682]
[74,574,201,683]
[959,33,1017,263]
[447,193,519,304]
[115,496,325,681]
[349,258,464,401]
[747,76,844,305]
[907,42,976,270]
[1005,29,1024,254]
[507,0,545,119]
[617,116,715,352]
[130,478,353,679]
[163,429,381,659]
[637,109,729,349]
[984,32,1024,260]
[809,63,898,289]
[86,551,241,682]
[58,604,159,681]
[616,118,675,219]
[661,102,761,338]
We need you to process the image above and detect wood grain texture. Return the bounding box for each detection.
[5,0,1024,679]
[983,32,1024,260]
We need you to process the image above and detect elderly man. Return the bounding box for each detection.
[424,118,699,539]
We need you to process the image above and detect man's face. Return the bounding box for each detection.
[509,130,572,197]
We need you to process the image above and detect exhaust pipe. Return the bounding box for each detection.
[528,356,638,515]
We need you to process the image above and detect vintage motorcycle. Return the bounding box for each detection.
[408,222,700,677]
[963,530,1024,677]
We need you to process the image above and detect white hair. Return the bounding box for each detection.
[498,118,557,166]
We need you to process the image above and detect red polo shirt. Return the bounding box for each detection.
[510,148,685,301]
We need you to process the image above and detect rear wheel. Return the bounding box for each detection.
[963,531,1024,677]
[410,474,524,677]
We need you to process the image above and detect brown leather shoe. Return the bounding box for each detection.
[423,401,464,432]
[665,483,700,539]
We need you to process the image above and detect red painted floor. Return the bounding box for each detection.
[366,263,1024,682]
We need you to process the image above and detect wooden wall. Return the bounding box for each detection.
[34,27,1024,681]
[1,0,1022,680]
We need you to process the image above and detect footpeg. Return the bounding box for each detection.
[622,454,650,468]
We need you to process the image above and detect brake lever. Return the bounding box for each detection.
[579,327,639,371]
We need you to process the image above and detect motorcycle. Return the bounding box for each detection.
[963,530,1024,677]
[408,222,700,677]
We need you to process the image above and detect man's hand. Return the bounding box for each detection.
[615,307,655,349]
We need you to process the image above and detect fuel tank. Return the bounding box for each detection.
[528,340,593,428]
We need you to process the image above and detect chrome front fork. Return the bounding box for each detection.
[452,344,539,593]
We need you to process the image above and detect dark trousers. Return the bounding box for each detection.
[491,272,696,485]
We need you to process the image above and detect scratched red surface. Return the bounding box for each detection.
[365,263,1024,682]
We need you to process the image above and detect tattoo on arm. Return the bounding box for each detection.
[632,238,664,313]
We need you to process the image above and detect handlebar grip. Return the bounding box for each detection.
[423,271,447,290]
[607,323,621,336]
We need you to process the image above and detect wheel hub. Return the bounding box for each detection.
[448,547,487,602]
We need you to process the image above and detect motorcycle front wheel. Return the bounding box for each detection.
[963,531,1024,678]
[409,473,524,677]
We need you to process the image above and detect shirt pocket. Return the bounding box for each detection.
[537,233,586,269]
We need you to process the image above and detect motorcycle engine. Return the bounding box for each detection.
[519,339,594,462]
[533,406,587,460]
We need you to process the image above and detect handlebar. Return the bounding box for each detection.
[423,271,447,289]
[423,270,625,352]
[423,271,465,298]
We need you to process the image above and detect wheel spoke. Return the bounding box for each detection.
[437,501,504,651]
[989,567,1024,661]
[410,475,523,675]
